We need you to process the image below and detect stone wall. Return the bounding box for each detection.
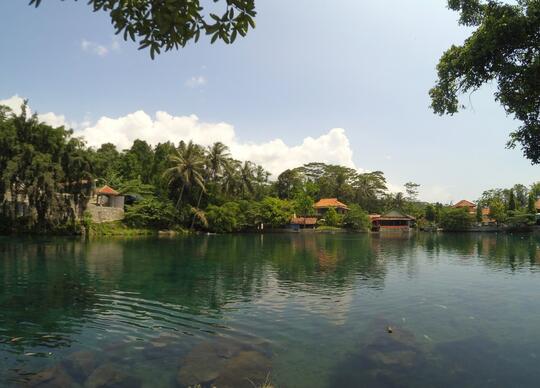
[87,203,125,223]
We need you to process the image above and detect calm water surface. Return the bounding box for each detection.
[1,233,540,387]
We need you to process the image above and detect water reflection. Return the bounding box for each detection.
[0,233,539,387]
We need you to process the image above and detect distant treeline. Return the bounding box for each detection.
[1,102,538,234]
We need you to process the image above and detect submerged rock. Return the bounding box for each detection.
[176,337,272,388]
[214,350,272,388]
[62,350,98,381]
[84,363,141,388]
[328,320,427,388]
[28,365,81,388]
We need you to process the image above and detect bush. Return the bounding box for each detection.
[506,211,536,230]
[206,202,241,233]
[343,204,370,231]
[259,197,294,228]
[124,198,178,229]
[439,207,473,231]
[323,207,342,227]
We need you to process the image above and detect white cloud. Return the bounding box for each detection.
[0,95,25,113]
[0,95,69,128]
[1,95,358,177]
[185,76,207,88]
[77,109,356,176]
[81,38,120,57]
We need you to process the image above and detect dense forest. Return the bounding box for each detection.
[0,103,538,234]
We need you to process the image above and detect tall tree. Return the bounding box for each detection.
[30,0,257,59]
[163,140,206,208]
[0,102,94,231]
[512,183,529,208]
[508,190,517,212]
[206,142,231,180]
[431,0,540,163]
[276,169,303,200]
[527,192,536,214]
[476,204,483,223]
[404,182,420,202]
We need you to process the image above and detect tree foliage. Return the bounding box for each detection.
[431,0,540,163]
[439,207,474,231]
[0,102,93,232]
[124,197,177,229]
[323,207,341,227]
[343,204,370,231]
[30,0,257,59]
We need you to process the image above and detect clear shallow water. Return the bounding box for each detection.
[1,232,540,387]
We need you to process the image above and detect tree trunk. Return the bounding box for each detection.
[190,189,204,229]
[176,184,185,209]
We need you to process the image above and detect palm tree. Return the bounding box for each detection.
[222,158,242,197]
[206,142,231,181]
[253,165,270,200]
[239,161,255,199]
[163,140,206,208]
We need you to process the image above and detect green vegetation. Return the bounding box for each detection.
[438,207,474,231]
[0,103,93,233]
[431,0,540,163]
[89,221,156,237]
[2,101,538,235]
[30,0,257,59]
[343,204,371,231]
[124,198,178,230]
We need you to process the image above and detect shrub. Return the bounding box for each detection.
[206,202,241,233]
[343,204,370,231]
[439,207,473,231]
[124,198,177,229]
[258,197,294,228]
[323,207,341,227]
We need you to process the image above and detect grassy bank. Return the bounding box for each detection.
[88,221,190,237]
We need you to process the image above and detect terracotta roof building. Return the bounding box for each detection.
[95,185,124,209]
[453,200,476,212]
[370,210,415,232]
[314,198,349,215]
[97,185,120,196]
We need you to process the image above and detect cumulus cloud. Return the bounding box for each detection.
[81,38,120,57]
[0,95,25,113]
[185,76,207,88]
[0,95,357,177]
[0,95,69,128]
[77,109,356,175]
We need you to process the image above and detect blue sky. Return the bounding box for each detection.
[0,0,537,202]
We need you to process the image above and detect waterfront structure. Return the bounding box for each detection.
[314,198,349,216]
[95,185,125,209]
[87,185,125,223]
[453,199,476,215]
[454,199,496,226]
[289,216,318,231]
[370,210,415,231]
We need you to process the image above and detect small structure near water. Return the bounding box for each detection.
[87,185,125,223]
[370,210,415,232]
[289,216,318,231]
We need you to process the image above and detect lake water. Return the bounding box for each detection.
[1,232,540,387]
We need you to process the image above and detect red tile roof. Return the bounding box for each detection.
[454,200,476,208]
[97,185,120,196]
[314,198,349,210]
